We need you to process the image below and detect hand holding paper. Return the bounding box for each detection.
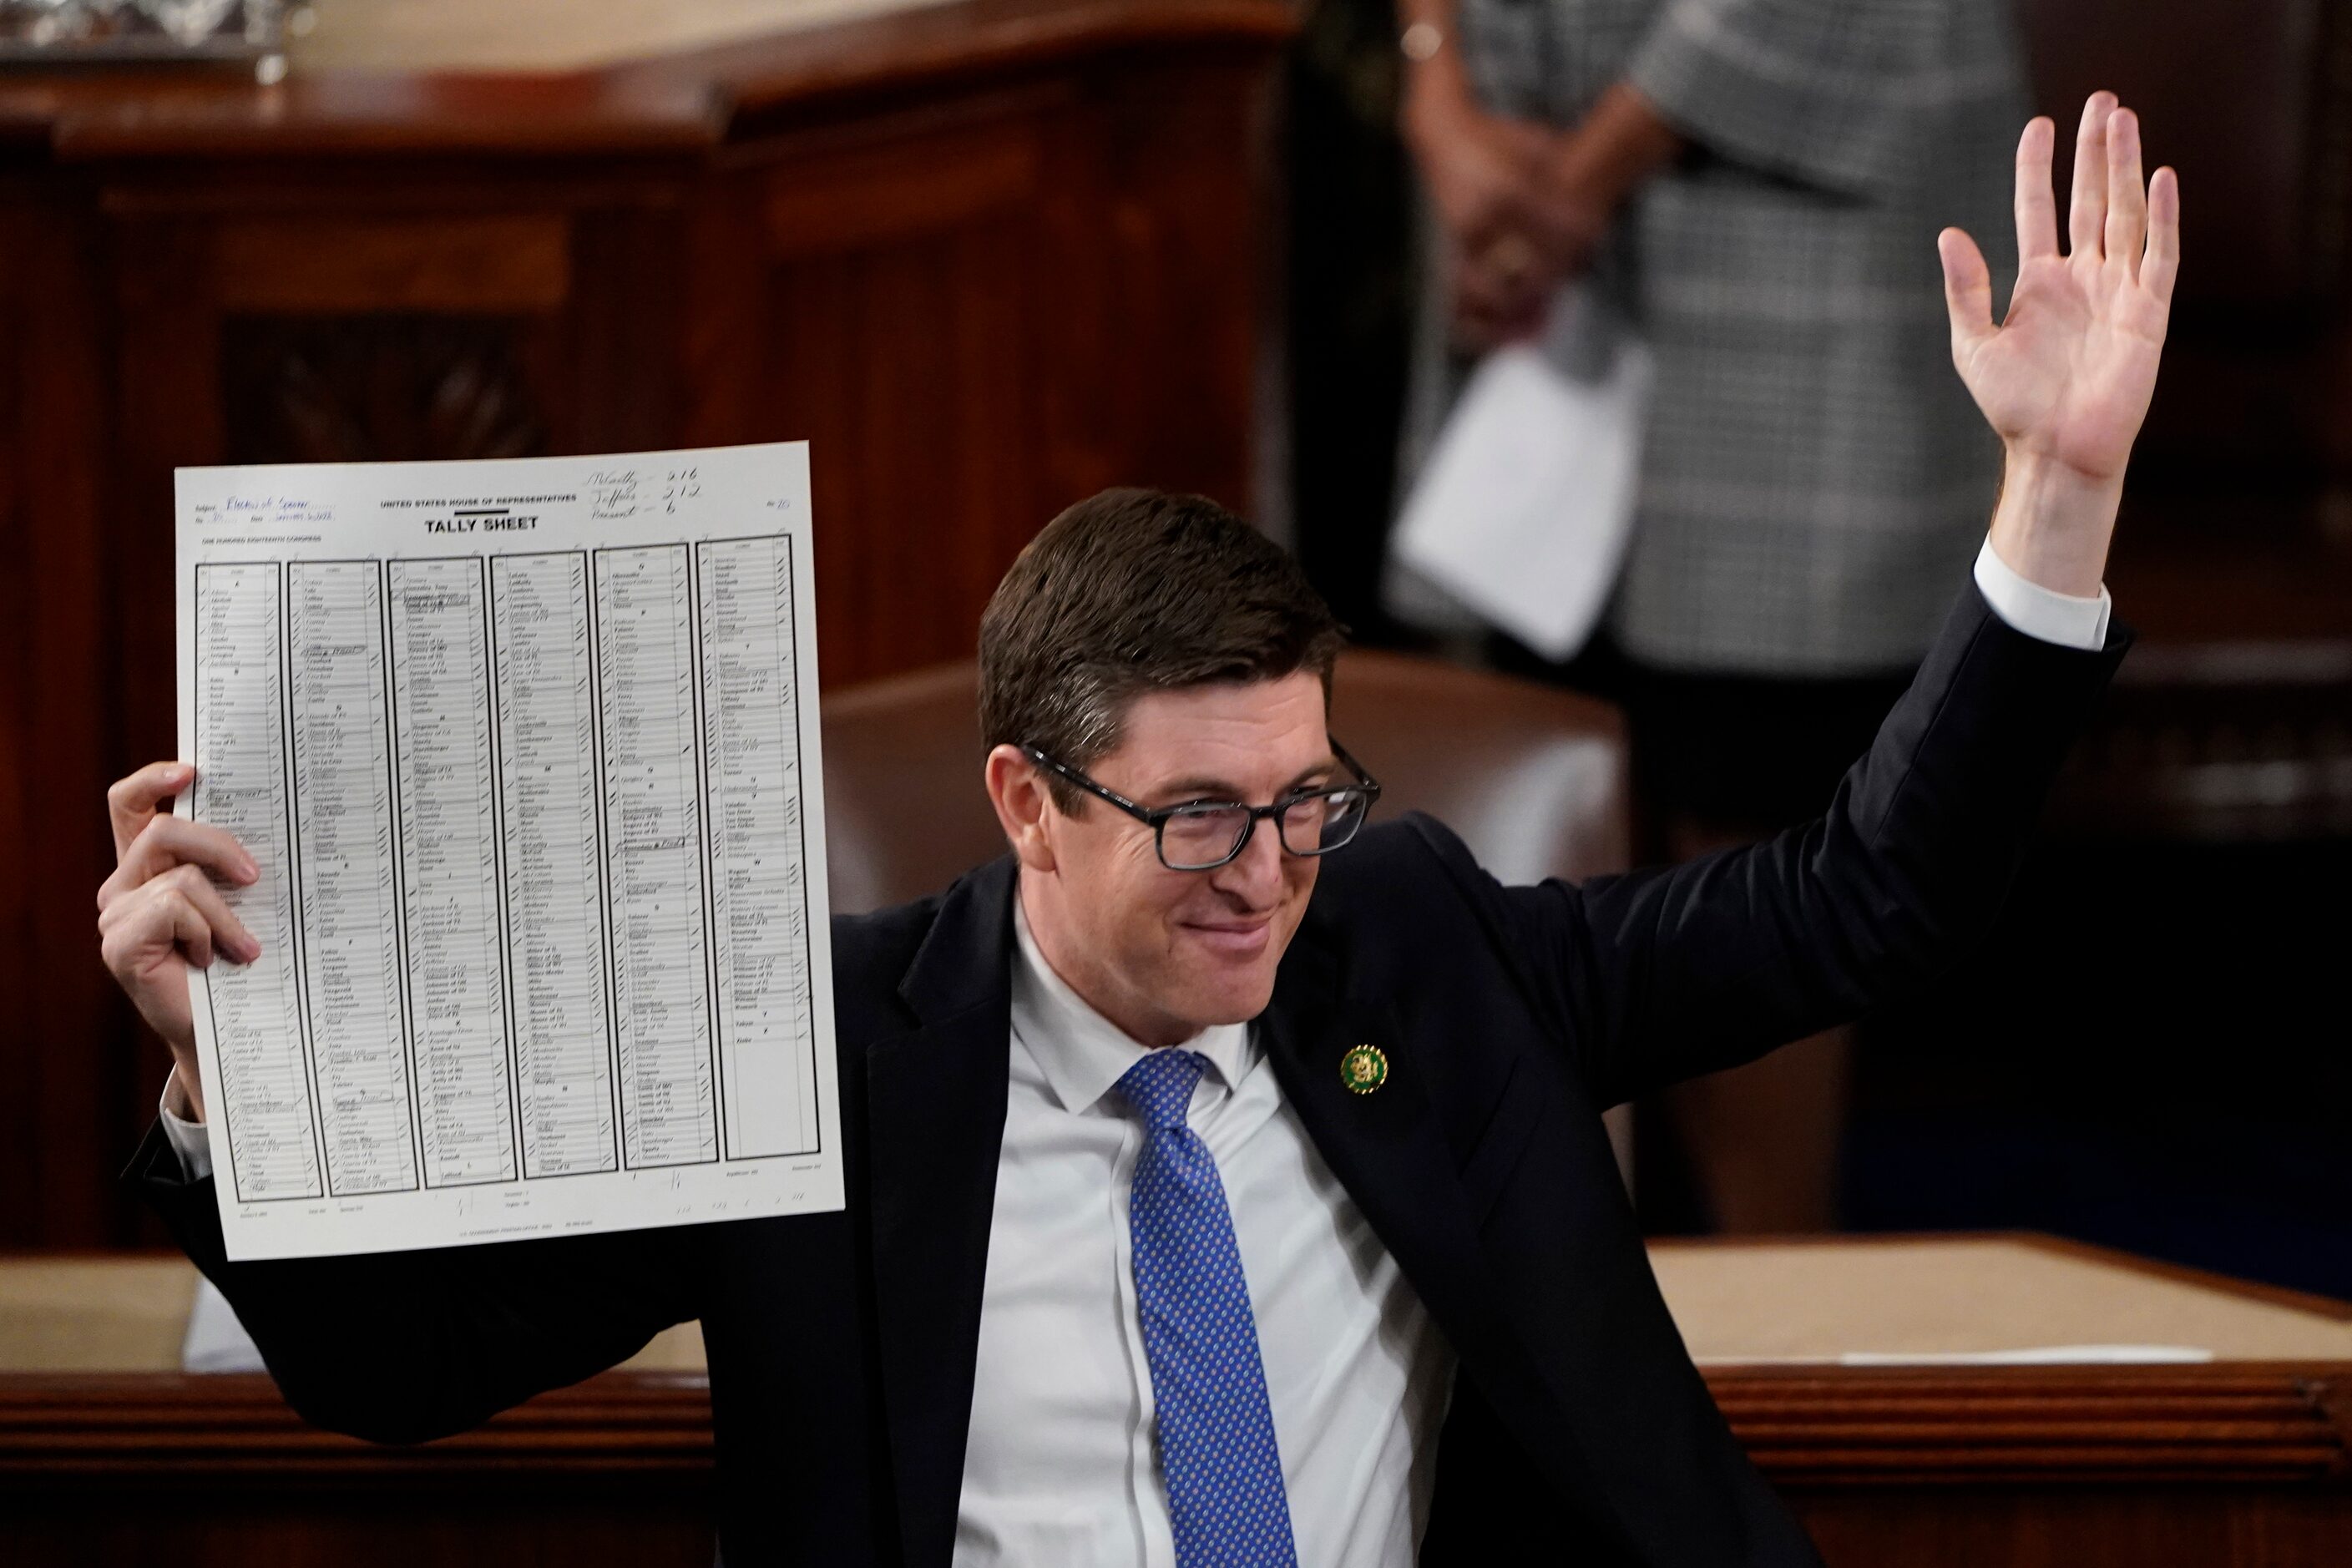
[131,443,845,1261]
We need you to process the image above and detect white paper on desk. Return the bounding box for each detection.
[1693,1343,2216,1368]
[181,1277,266,1373]
[1393,284,1652,661]
[176,443,843,1262]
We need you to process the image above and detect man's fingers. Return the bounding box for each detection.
[156,865,261,964]
[2142,165,2182,305]
[108,760,195,859]
[2104,107,2147,275]
[2013,117,2059,262]
[100,884,211,975]
[1938,227,1995,351]
[2068,92,2117,258]
[99,814,258,911]
[98,870,259,970]
[165,888,218,971]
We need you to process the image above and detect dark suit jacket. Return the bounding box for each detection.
[133,589,2127,1565]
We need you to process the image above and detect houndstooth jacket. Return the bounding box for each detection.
[1441,0,2029,675]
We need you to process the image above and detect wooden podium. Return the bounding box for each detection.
[0,0,1296,1257]
[1,1234,2344,1565]
[1655,1236,2352,1565]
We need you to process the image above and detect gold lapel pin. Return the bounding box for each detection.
[1340,1044,1388,1095]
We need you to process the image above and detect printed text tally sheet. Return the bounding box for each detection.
[175,443,842,1261]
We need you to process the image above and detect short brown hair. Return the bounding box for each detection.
[979,488,1347,808]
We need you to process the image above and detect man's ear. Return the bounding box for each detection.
[984,744,1058,873]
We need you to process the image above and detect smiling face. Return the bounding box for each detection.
[987,671,1335,1047]
[974,486,1351,1039]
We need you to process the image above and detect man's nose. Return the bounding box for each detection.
[1208,815,1287,904]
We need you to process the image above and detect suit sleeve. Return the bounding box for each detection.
[1625,0,1987,199]
[127,1125,706,1444]
[1432,585,2128,1110]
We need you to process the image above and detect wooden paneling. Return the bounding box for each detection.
[210,215,574,315]
[0,184,135,1249]
[772,210,1050,680]
[217,316,555,464]
[758,113,1044,256]
[2023,0,2352,479]
[1,1373,715,1568]
[0,1362,2342,1566]
[1719,1368,2350,1485]
[2007,0,2352,842]
[730,93,1060,682]
[1789,1486,2352,1568]
[0,0,1292,1251]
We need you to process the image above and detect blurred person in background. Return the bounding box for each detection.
[1395,0,2030,1232]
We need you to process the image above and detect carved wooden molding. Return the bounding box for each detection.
[212,216,572,315]
[220,316,549,467]
[758,113,1042,259]
[1714,1367,2352,1487]
[3,1363,2345,1491]
[0,1373,712,1485]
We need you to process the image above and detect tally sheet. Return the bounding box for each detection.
[175,443,842,1260]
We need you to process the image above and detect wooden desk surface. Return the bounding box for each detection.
[6,1232,2348,1375]
[0,1253,710,1373]
[0,1235,2343,1566]
[1651,1234,2352,1363]
[291,0,959,74]
[0,0,1298,158]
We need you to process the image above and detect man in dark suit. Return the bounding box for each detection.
[94,99,2176,1565]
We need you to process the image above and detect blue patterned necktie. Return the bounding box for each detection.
[1114,1048,1299,1567]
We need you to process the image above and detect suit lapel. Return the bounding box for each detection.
[864,860,1556,1564]
[1257,911,1533,1416]
[866,857,1017,1568]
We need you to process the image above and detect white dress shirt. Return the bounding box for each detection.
[1973,535,2111,650]
[155,543,2107,1560]
[952,903,1454,1566]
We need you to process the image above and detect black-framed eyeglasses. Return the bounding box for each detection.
[1023,741,1383,872]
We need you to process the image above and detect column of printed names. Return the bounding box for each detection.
[491,554,620,1177]
[193,564,323,1201]
[595,546,719,1167]
[287,563,419,1194]
[388,559,520,1186]
[698,537,819,1159]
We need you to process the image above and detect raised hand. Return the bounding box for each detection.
[1940,94,2178,482]
[1939,94,2180,596]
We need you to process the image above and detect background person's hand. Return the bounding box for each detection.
[1416,78,1682,350]
[95,761,262,1120]
[1452,227,1556,346]
[1405,77,1553,257]
[1450,163,1610,347]
[1404,60,1559,346]
[1939,93,2179,594]
[1517,159,1611,285]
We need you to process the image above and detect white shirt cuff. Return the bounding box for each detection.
[1973,535,2112,651]
[159,1067,215,1181]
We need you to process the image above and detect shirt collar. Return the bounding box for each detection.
[1009,892,1257,1115]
